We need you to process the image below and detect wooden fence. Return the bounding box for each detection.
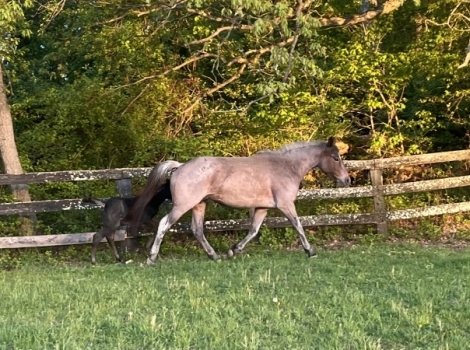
[1,149,470,249]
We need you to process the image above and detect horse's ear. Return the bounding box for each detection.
[327,136,336,147]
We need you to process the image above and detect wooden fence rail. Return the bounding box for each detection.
[3,174,470,216]
[1,149,470,249]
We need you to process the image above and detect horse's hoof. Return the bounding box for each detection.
[228,246,241,258]
[210,254,220,262]
[308,251,317,258]
[146,258,156,265]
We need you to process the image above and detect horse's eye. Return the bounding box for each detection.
[332,155,340,162]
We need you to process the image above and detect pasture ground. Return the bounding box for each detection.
[1,244,470,349]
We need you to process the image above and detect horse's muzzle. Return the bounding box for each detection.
[337,177,351,187]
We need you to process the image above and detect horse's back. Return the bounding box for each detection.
[174,155,281,185]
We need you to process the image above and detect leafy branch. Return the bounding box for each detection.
[101,0,409,114]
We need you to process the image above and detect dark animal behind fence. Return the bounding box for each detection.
[86,180,171,264]
[131,137,351,264]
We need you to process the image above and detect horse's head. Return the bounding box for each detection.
[317,137,351,187]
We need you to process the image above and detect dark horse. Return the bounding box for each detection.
[86,180,171,264]
[131,137,350,264]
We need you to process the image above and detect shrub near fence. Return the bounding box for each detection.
[1,149,470,249]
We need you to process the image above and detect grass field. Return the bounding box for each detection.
[1,244,470,350]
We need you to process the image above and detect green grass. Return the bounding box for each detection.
[1,245,470,349]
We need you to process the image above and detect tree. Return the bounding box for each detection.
[0,0,35,233]
[95,0,410,114]
[0,63,30,202]
[6,0,423,175]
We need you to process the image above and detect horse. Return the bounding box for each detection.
[85,180,171,264]
[130,137,350,264]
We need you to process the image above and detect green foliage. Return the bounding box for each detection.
[258,226,298,249]
[3,0,466,170]
[2,0,468,169]
[0,0,33,60]
[417,219,442,240]
[0,215,24,237]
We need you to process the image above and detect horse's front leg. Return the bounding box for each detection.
[228,208,268,257]
[278,202,316,258]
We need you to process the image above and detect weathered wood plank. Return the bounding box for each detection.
[296,186,375,199]
[386,202,470,221]
[343,160,374,169]
[163,202,470,234]
[0,187,374,216]
[0,230,126,249]
[0,168,153,186]
[0,149,469,187]
[0,190,372,217]
[3,174,470,216]
[0,198,174,216]
[382,175,470,195]
[0,199,105,215]
[3,201,470,249]
[343,149,470,170]
[0,213,378,249]
[165,212,379,234]
[295,174,470,202]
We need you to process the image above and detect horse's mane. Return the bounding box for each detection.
[272,141,326,153]
[253,141,334,158]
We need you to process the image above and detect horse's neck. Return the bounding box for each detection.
[282,147,321,176]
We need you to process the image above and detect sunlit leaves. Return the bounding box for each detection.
[0,0,33,58]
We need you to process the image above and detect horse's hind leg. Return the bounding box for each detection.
[191,202,219,261]
[147,206,187,264]
[106,233,123,263]
[228,208,268,257]
[144,219,161,250]
[277,203,316,257]
[91,229,105,264]
[91,227,121,264]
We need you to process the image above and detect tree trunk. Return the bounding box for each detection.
[0,63,36,234]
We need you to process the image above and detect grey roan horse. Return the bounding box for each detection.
[131,137,350,264]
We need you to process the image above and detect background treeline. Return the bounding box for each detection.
[1,0,470,243]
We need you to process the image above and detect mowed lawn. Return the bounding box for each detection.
[1,245,470,350]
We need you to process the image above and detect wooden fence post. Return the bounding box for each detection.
[370,168,388,236]
[115,179,133,198]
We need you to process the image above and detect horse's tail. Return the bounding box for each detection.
[129,160,183,236]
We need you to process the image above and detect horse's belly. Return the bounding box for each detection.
[207,189,275,209]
